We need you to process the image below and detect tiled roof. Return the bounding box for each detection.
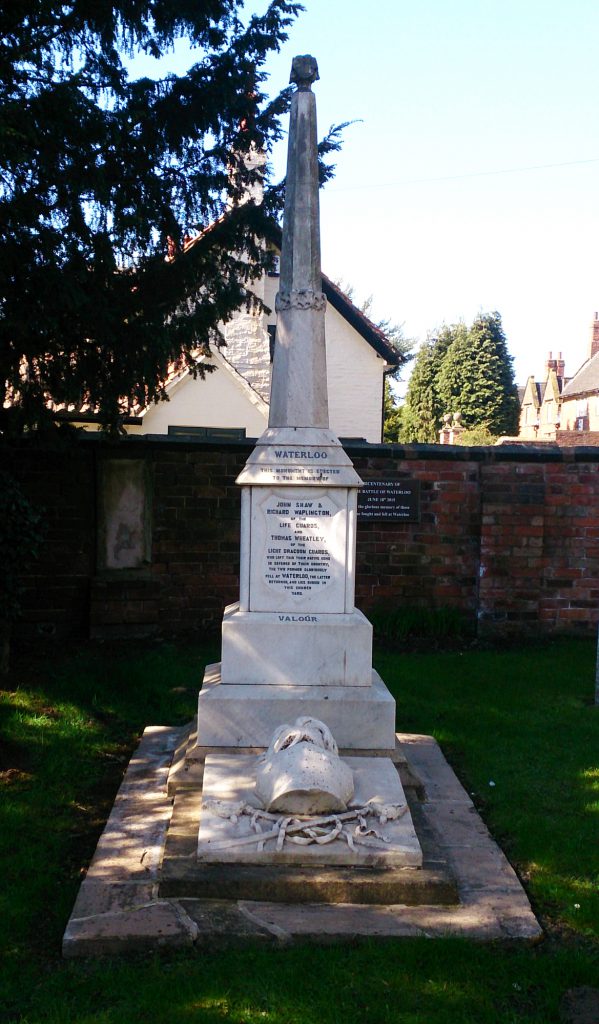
[562,350,599,398]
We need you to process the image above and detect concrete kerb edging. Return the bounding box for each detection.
[62,726,542,956]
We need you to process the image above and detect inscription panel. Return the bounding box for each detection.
[249,487,348,613]
[255,465,343,485]
[357,481,420,522]
[255,447,340,486]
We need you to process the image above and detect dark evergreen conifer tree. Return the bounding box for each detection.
[437,312,519,436]
[0,1,310,434]
[401,314,518,442]
[401,325,459,442]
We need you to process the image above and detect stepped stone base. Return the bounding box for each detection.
[196,663,396,750]
[62,727,542,956]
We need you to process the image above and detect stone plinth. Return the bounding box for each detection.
[221,603,372,687]
[196,664,396,750]
[216,425,375,699]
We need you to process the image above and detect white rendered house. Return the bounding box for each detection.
[127,264,401,443]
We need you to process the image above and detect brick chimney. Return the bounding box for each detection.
[556,351,565,381]
[590,313,599,359]
[545,350,557,375]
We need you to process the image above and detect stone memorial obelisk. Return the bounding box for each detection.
[60,58,541,944]
[196,55,396,752]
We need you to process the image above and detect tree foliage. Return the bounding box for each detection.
[401,313,518,442]
[437,312,519,436]
[0,0,309,435]
[401,325,458,442]
[383,379,403,443]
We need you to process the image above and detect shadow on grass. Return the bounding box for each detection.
[0,637,598,1024]
[0,639,218,957]
[4,939,598,1024]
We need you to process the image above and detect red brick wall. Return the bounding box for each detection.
[351,452,481,618]
[150,446,246,634]
[8,445,96,638]
[556,430,599,447]
[10,438,599,640]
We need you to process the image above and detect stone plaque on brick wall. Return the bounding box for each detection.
[98,459,150,569]
[357,480,420,522]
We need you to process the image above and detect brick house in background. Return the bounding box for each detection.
[518,351,567,441]
[558,315,599,440]
[518,312,599,444]
[47,265,401,444]
[45,201,403,444]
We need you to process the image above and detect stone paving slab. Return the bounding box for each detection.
[62,726,542,955]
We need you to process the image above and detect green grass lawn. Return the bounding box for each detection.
[0,636,597,1024]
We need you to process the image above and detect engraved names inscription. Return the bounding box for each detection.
[263,495,336,598]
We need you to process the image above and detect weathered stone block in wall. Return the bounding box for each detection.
[98,459,151,570]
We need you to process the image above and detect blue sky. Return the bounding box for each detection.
[132,0,599,391]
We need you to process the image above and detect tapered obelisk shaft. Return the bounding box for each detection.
[269,55,329,429]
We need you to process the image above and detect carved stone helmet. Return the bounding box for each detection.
[255,716,354,815]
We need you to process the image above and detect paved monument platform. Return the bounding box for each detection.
[62,726,542,956]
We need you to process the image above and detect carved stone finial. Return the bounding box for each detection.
[290,54,319,91]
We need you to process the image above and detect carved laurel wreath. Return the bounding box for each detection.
[275,290,327,312]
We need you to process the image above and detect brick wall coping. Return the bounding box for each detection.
[64,433,599,464]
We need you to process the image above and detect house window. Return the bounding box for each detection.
[167,426,246,440]
[576,400,589,431]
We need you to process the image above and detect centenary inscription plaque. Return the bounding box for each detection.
[249,488,348,613]
[357,481,420,522]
